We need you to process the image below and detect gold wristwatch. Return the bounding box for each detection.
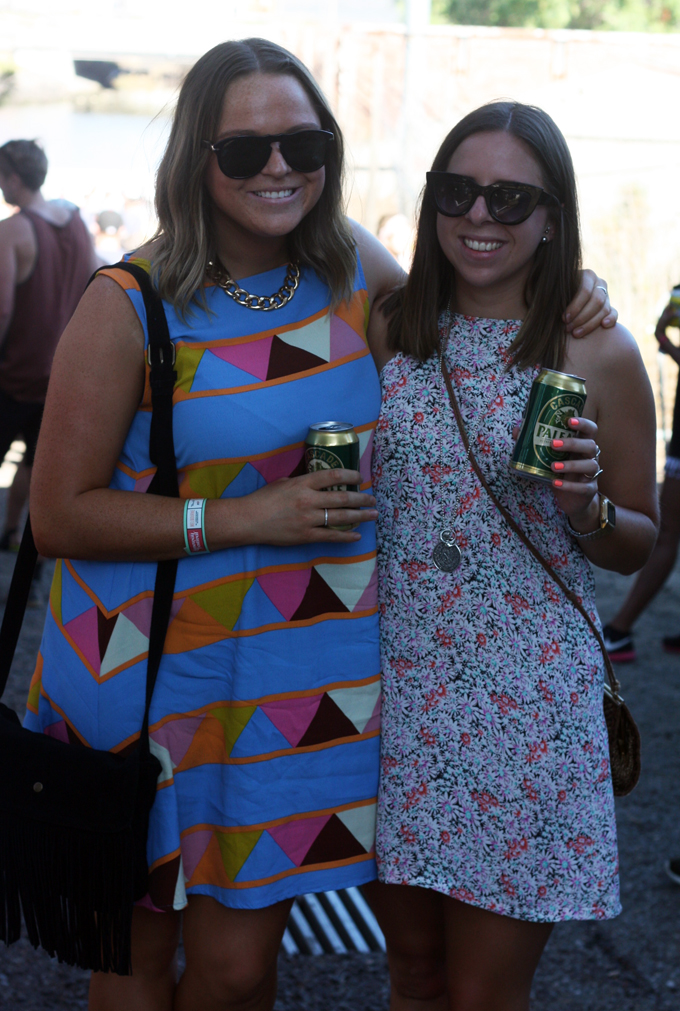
[569,494,616,540]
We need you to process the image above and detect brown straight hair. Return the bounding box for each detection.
[152,39,356,320]
[385,102,582,370]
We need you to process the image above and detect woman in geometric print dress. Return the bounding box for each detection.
[365,102,658,1010]
[25,39,403,1011]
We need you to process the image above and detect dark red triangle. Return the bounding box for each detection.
[291,568,348,622]
[289,453,307,478]
[297,692,358,747]
[97,609,118,660]
[266,335,326,380]
[301,814,367,866]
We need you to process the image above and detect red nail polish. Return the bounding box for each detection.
[552,439,564,448]
[568,417,579,427]
[554,462,565,471]
[553,479,563,488]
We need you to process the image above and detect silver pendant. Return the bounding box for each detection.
[432,529,462,572]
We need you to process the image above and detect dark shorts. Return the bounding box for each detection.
[0,388,44,467]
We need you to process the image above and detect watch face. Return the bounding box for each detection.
[601,497,616,529]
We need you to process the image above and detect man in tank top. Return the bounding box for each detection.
[0,140,97,549]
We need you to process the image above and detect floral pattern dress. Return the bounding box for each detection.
[373,314,620,923]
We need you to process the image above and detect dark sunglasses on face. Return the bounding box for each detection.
[203,130,334,180]
[426,171,559,225]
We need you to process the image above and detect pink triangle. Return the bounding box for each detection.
[211,337,273,381]
[44,719,69,743]
[353,564,378,612]
[330,313,367,360]
[182,829,214,882]
[261,694,323,747]
[364,692,381,733]
[134,473,154,493]
[359,429,374,486]
[251,446,305,484]
[257,569,312,621]
[124,596,183,638]
[269,814,331,866]
[152,715,206,768]
[64,606,100,674]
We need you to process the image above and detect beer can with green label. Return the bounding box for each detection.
[670,285,680,325]
[305,422,360,492]
[510,369,587,483]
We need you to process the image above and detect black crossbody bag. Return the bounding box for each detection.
[0,262,179,974]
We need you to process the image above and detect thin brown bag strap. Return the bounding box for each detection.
[441,360,622,704]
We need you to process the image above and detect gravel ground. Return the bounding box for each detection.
[1,536,680,1010]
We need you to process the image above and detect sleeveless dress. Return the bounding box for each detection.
[24,258,382,911]
[373,314,620,923]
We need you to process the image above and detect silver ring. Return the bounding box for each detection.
[593,466,604,479]
[323,508,328,528]
[596,285,608,295]
[594,445,601,459]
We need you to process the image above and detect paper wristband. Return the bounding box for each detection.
[183,498,209,555]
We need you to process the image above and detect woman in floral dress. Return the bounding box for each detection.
[364,102,659,1010]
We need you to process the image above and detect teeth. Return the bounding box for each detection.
[464,238,503,251]
[255,189,294,199]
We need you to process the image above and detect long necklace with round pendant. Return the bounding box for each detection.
[432,309,504,574]
[432,528,462,572]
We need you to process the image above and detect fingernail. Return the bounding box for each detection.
[603,317,613,327]
[568,417,579,427]
[574,327,584,337]
[552,439,564,448]
[565,313,572,322]
[553,479,563,488]
[553,462,565,471]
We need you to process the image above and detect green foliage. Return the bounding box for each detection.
[436,0,680,30]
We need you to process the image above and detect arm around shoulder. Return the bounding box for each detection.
[349,219,406,308]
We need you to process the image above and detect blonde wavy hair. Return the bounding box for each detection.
[152,39,357,320]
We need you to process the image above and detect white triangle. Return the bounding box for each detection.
[173,855,188,911]
[328,680,380,733]
[279,313,331,362]
[315,556,376,612]
[100,612,149,677]
[337,803,376,853]
[149,738,176,785]
[358,428,372,462]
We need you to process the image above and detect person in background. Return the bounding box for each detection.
[377,213,414,271]
[0,139,98,555]
[603,293,680,662]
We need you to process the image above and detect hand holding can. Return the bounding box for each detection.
[305,422,361,530]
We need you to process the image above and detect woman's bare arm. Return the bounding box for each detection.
[30,277,377,560]
[556,324,659,574]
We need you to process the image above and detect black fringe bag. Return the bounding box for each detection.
[0,262,179,974]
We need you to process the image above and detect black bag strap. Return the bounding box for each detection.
[0,260,179,749]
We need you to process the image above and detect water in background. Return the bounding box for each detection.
[0,103,169,245]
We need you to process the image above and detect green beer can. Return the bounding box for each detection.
[304,422,360,492]
[670,285,680,325]
[510,369,587,483]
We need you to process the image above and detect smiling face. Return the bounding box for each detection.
[436,130,554,316]
[204,72,326,258]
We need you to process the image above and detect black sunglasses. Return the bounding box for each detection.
[203,130,334,180]
[426,171,559,225]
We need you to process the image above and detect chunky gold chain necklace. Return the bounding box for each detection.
[206,259,300,311]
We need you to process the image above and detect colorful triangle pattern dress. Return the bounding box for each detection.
[24,257,382,910]
[373,313,620,923]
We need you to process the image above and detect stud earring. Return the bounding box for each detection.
[541,228,550,244]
